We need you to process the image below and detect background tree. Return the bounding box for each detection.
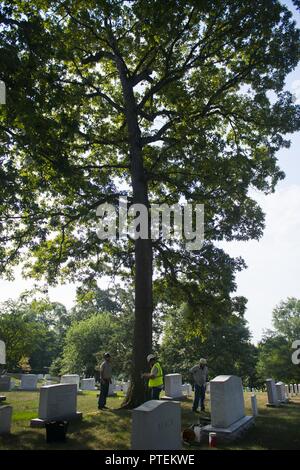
[257,298,300,382]
[1,1,300,406]
[61,311,134,378]
[0,290,67,372]
[160,302,259,387]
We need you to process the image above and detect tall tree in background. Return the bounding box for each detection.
[257,298,300,382]
[160,301,259,387]
[1,1,300,406]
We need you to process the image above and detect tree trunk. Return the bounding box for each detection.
[117,66,153,408]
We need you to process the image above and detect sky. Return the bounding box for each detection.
[0,1,299,344]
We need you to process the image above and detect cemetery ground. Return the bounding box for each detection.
[0,391,300,450]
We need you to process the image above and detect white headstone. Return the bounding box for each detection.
[61,374,80,391]
[21,374,38,390]
[108,380,116,396]
[266,379,279,406]
[122,381,130,395]
[293,384,298,395]
[289,384,294,396]
[251,394,258,417]
[0,341,6,364]
[32,384,81,425]
[276,382,287,402]
[81,378,96,390]
[285,384,289,399]
[0,376,11,392]
[132,400,181,450]
[202,375,254,439]
[0,405,12,434]
[182,383,192,397]
[210,375,246,428]
[164,374,183,399]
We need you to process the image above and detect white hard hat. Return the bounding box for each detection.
[147,354,156,362]
[199,358,207,365]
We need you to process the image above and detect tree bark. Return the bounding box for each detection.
[116,62,153,408]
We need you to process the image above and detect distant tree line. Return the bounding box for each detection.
[0,285,299,386]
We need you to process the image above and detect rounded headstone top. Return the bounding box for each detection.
[211,375,237,383]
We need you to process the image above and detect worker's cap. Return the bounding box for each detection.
[199,358,207,364]
[104,352,111,358]
[147,354,156,362]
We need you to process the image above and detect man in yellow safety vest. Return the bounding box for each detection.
[142,354,164,400]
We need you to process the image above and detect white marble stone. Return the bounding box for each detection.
[30,383,82,427]
[164,374,183,399]
[0,341,5,364]
[122,381,130,395]
[0,376,11,392]
[285,384,289,399]
[61,374,80,391]
[294,384,298,395]
[276,382,287,402]
[132,400,181,450]
[108,382,116,396]
[251,394,258,417]
[21,374,38,390]
[81,378,96,390]
[203,375,254,441]
[0,405,12,434]
[209,375,246,428]
[266,379,279,406]
[182,383,193,397]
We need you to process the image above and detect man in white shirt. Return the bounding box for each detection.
[189,358,208,412]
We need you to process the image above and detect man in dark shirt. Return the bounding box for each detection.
[98,352,112,410]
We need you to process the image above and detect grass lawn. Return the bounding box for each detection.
[0,391,300,450]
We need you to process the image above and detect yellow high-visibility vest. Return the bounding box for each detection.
[148,362,163,388]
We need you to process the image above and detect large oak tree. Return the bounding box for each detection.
[0,0,300,406]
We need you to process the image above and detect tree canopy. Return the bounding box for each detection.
[1,0,300,405]
[257,298,300,383]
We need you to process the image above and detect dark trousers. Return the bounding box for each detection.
[98,380,109,409]
[150,386,161,400]
[193,384,206,411]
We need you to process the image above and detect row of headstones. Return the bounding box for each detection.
[132,374,256,450]
[0,374,56,391]
[132,375,300,449]
[0,373,131,393]
[266,378,300,406]
[2,373,294,442]
[0,376,134,434]
[0,382,83,434]
[0,376,133,433]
